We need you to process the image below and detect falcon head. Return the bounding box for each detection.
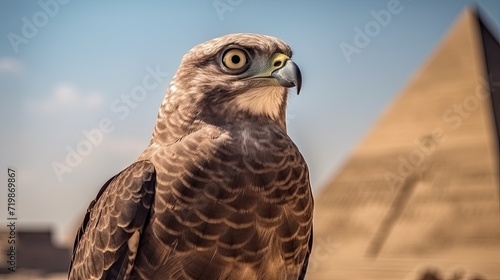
[164,33,302,129]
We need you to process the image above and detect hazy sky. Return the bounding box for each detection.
[1,0,500,244]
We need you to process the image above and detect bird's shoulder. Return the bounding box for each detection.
[143,121,300,162]
[224,121,300,157]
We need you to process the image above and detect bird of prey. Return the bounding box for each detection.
[69,33,313,280]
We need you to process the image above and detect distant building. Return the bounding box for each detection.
[0,229,71,274]
[309,7,500,280]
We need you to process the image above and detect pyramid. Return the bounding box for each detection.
[308,7,500,280]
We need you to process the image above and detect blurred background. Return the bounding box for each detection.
[0,0,500,279]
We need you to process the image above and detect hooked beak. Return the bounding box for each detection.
[249,53,303,95]
[271,59,302,95]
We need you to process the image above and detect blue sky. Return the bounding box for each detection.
[1,0,500,244]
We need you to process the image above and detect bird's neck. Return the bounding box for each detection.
[150,89,203,145]
[150,84,289,146]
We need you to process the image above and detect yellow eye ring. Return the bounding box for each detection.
[222,49,248,70]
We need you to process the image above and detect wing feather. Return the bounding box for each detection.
[298,227,313,280]
[68,160,156,280]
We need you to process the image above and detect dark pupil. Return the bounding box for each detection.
[231,55,241,64]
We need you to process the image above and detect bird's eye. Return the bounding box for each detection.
[222,49,248,70]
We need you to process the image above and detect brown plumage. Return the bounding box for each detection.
[69,33,313,280]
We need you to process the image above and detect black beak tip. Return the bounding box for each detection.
[295,65,302,95]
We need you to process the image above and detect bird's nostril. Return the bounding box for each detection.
[274,61,282,67]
